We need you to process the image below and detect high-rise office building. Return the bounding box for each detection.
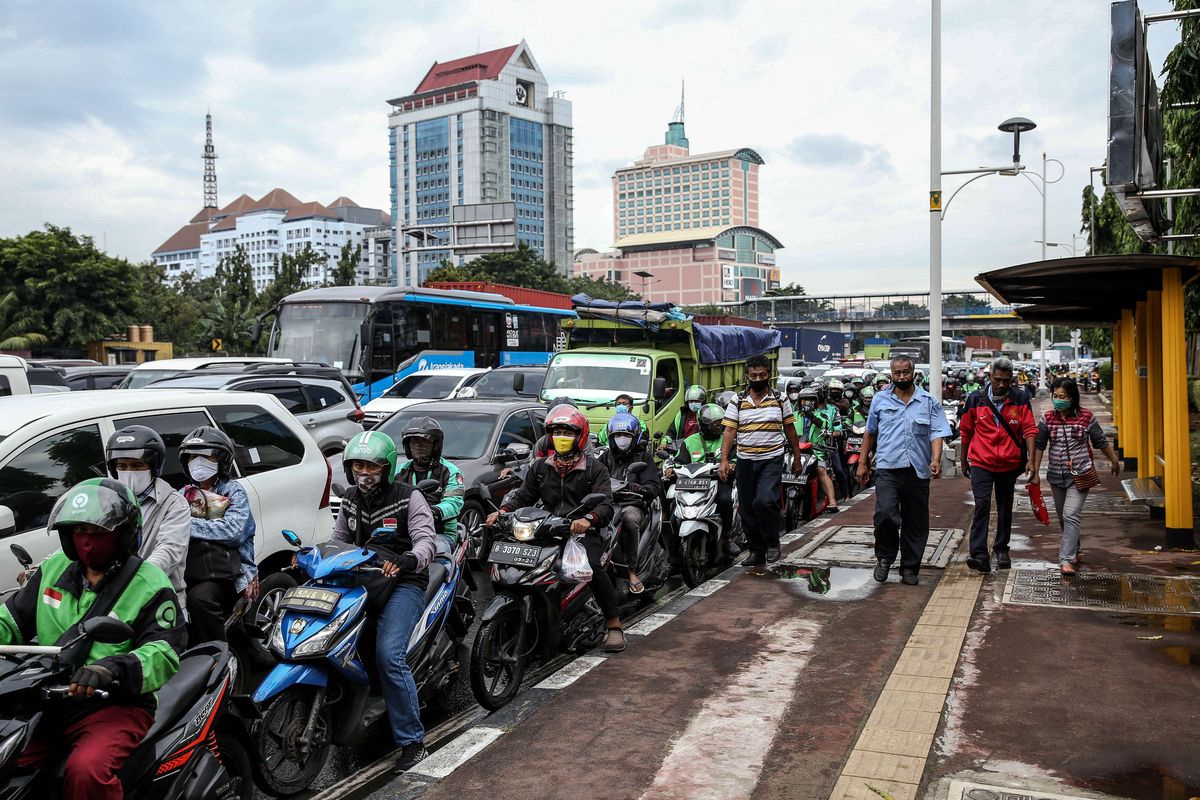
[387,40,573,286]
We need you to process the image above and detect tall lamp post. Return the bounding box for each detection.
[1018,150,1065,396]
[634,270,655,301]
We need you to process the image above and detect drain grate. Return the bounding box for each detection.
[788,525,963,568]
[947,779,1108,800]
[1013,491,1142,516]
[1003,568,1200,615]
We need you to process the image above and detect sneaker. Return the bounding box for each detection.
[966,556,992,573]
[765,547,781,563]
[900,570,919,586]
[873,558,891,583]
[392,742,427,773]
[744,552,767,567]
[993,551,1012,569]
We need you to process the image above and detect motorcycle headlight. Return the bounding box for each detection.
[292,608,351,658]
[681,505,699,520]
[513,521,538,542]
[0,730,23,768]
[268,618,286,656]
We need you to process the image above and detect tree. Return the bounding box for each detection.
[877,300,926,317]
[259,245,320,313]
[1082,327,1113,357]
[216,245,257,304]
[334,242,362,286]
[0,290,48,351]
[765,282,807,297]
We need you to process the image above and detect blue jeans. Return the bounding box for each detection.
[735,456,784,555]
[376,583,425,747]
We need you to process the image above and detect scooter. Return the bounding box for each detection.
[782,442,828,532]
[667,456,739,588]
[470,492,612,710]
[252,513,473,796]
[844,422,874,494]
[595,450,670,599]
[0,617,256,800]
[941,399,962,440]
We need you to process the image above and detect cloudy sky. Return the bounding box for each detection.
[0,0,1183,294]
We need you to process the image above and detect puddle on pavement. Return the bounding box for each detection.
[1106,613,1200,632]
[763,563,877,600]
[1090,765,1200,799]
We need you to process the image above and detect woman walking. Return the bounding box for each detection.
[1030,378,1121,575]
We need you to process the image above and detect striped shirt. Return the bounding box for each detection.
[723,391,796,461]
[1035,407,1107,488]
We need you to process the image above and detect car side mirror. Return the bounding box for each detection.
[0,506,15,539]
[498,443,531,463]
[249,322,262,344]
[83,616,135,644]
[512,372,525,394]
[653,377,667,403]
[281,529,303,547]
[9,543,32,568]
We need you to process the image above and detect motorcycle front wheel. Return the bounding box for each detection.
[680,533,708,588]
[254,687,332,797]
[470,609,530,710]
[216,727,254,800]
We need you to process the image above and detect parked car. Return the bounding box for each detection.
[361,368,488,427]
[455,365,546,399]
[117,356,292,389]
[329,398,546,559]
[823,367,878,387]
[0,355,71,396]
[145,364,365,456]
[0,390,335,630]
[59,365,134,391]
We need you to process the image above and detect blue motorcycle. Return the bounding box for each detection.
[252,521,473,796]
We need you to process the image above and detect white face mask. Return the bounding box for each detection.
[688,402,702,413]
[117,469,153,496]
[612,434,634,452]
[187,456,219,483]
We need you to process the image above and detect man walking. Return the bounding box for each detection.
[858,356,952,585]
[959,357,1036,572]
[720,355,805,566]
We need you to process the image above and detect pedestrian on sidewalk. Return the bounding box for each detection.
[719,355,806,567]
[1030,378,1121,576]
[959,357,1037,573]
[859,355,952,585]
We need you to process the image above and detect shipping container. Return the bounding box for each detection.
[423,281,573,310]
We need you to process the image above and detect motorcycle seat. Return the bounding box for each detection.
[424,561,448,607]
[144,652,217,741]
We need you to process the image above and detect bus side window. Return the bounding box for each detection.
[393,304,430,366]
[433,307,469,351]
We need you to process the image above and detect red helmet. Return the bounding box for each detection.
[545,404,590,454]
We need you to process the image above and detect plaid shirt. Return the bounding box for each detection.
[1035,407,1107,487]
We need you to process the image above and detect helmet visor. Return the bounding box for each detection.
[49,482,135,533]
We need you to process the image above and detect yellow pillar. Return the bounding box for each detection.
[1112,320,1123,444]
[1146,291,1164,478]
[1160,268,1194,544]
[1119,308,1141,470]
[1136,300,1151,479]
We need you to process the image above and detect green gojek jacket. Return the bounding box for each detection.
[677,432,726,465]
[0,552,184,708]
[794,405,842,450]
[396,458,465,543]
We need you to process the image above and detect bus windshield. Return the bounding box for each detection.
[270,302,368,376]
[541,353,651,403]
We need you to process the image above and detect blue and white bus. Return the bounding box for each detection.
[265,286,575,400]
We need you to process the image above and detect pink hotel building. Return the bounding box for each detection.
[573,119,782,305]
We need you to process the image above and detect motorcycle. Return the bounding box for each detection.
[596,451,670,599]
[470,492,613,710]
[667,455,739,588]
[941,400,962,441]
[843,422,876,493]
[0,616,256,800]
[252,500,473,795]
[782,442,827,532]
[461,445,532,564]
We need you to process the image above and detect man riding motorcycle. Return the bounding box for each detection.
[329,430,437,773]
[813,383,850,498]
[596,393,650,447]
[669,403,740,555]
[485,405,621,651]
[667,384,708,441]
[961,371,982,397]
[791,384,840,512]
[598,412,662,595]
[396,417,464,553]
[1,478,184,800]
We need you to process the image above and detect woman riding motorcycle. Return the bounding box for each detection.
[598,412,662,595]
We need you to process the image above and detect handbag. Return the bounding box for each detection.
[981,394,1029,471]
[1067,456,1100,491]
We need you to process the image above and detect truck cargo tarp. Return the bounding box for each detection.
[693,324,780,364]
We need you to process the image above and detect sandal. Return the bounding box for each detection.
[629,576,645,595]
[1060,562,1076,576]
[825,506,840,514]
[604,626,627,653]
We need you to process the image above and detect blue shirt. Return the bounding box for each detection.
[866,385,953,478]
[184,478,257,592]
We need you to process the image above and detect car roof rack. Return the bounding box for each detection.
[187,362,358,397]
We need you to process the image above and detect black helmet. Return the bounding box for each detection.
[814,383,828,404]
[49,478,142,563]
[785,378,803,396]
[401,416,444,464]
[106,425,166,480]
[179,426,236,482]
[698,403,725,440]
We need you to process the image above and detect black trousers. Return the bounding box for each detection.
[188,579,236,643]
[581,533,620,620]
[735,456,784,555]
[969,466,1020,559]
[873,467,931,573]
[618,505,644,569]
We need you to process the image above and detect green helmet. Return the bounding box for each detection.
[48,478,142,562]
[684,385,707,405]
[342,430,398,485]
[698,403,725,439]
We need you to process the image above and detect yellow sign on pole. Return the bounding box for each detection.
[211,338,223,352]
[929,191,942,211]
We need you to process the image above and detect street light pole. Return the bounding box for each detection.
[930,0,943,400]
[1040,151,1048,396]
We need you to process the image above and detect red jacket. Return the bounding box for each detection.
[960,390,1037,472]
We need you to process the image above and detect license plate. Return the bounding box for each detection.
[675,477,711,491]
[281,586,341,615]
[847,437,862,447]
[488,541,542,567]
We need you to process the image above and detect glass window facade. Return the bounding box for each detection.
[509,117,545,256]
[414,118,451,280]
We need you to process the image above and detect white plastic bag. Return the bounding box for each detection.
[560,534,593,584]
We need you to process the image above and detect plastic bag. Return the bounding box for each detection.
[183,485,231,520]
[1026,483,1050,526]
[559,534,593,584]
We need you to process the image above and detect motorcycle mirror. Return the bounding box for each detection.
[627,462,647,472]
[416,478,442,496]
[9,543,32,569]
[497,443,531,463]
[580,492,606,510]
[331,482,345,498]
[281,529,303,548]
[82,616,135,644]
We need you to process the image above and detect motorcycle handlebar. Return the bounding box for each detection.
[44,685,110,700]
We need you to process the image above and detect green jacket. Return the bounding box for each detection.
[396,457,465,542]
[0,552,184,702]
[678,431,724,464]
[794,405,841,450]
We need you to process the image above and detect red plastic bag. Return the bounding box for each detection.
[1026,483,1050,526]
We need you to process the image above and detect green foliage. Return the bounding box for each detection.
[765,282,806,297]
[334,242,362,287]
[0,290,48,351]
[259,245,319,314]
[1081,327,1113,357]
[424,244,638,301]
[215,245,257,305]
[1098,361,1113,390]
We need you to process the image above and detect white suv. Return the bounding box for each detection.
[361,368,488,427]
[0,390,334,619]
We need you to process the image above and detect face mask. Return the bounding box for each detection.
[354,472,382,493]
[787,392,800,402]
[612,433,633,451]
[748,378,769,392]
[614,404,630,414]
[800,402,815,413]
[1052,398,1072,412]
[187,456,219,483]
[116,469,153,496]
[893,380,914,391]
[73,529,119,571]
[688,402,702,413]
[552,435,576,455]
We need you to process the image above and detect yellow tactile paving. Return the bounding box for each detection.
[829,559,984,799]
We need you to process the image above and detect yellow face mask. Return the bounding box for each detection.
[552,435,575,455]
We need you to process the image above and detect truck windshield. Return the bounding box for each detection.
[541,353,651,403]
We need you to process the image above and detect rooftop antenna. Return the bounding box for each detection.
[673,79,685,124]
[203,110,218,209]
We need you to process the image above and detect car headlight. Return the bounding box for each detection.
[0,730,23,768]
[513,521,538,542]
[292,609,351,658]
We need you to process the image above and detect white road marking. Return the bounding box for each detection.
[625,612,676,636]
[639,617,821,800]
[687,578,729,597]
[534,655,606,690]
[779,532,802,544]
[408,726,505,779]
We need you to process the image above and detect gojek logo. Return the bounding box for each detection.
[72,493,89,509]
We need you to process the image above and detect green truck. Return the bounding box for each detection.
[540,314,781,442]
